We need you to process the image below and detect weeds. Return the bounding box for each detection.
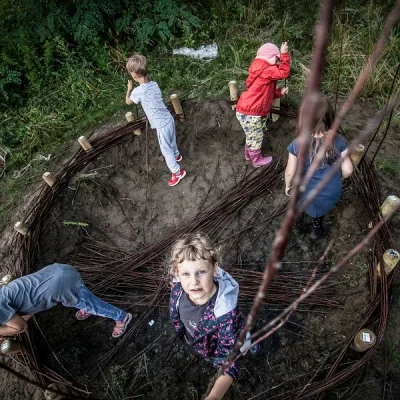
[376,157,399,177]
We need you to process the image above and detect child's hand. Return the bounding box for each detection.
[127,80,133,92]
[285,186,292,196]
[280,42,288,54]
[281,87,289,95]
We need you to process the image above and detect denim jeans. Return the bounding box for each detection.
[73,283,126,321]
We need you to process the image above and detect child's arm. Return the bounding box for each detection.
[0,314,28,337]
[125,80,134,105]
[285,153,298,196]
[341,149,353,178]
[205,375,233,400]
[261,42,291,82]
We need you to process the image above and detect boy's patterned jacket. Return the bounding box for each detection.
[169,267,244,381]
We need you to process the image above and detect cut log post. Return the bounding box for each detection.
[125,112,142,135]
[78,136,93,152]
[380,195,400,221]
[0,339,25,355]
[271,98,280,122]
[125,112,134,122]
[350,144,365,166]
[351,329,376,352]
[170,94,184,120]
[42,172,55,187]
[14,221,29,235]
[377,249,399,277]
[44,383,72,400]
[228,81,238,110]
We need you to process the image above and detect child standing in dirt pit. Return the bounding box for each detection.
[169,232,258,400]
[236,42,290,168]
[285,94,353,239]
[125,53,186,187]
[0,263,132,339]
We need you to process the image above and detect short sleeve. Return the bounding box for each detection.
[130,86,141,104]
[287,140,299,156]
[336,135,348,153]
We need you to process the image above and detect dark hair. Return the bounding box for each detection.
[298,94,340,168]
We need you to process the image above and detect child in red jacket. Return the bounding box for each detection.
[236,42,290,167]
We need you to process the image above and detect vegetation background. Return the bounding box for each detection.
[0,0,399,229]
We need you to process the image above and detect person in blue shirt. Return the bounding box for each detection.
[284,94,354,239]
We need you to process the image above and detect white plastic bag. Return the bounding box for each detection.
[172,43,218,60]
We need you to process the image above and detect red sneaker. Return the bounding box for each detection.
[168,169,186,187]
[176,154,183,162]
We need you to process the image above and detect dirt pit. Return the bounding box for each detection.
[1,98,399,399]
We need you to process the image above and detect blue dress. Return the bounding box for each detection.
[287,135,348,218]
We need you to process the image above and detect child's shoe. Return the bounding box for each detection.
[176,154,183,162]
[245,145,250,161]
[310,223,327,240]
[250,342,261,355]
[112,313,133,338]
[75,309,92,320]
[248,149,272,168]
[168,169,186,187]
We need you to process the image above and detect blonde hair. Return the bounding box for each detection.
[126,53,147,77]
[168,232,220,277]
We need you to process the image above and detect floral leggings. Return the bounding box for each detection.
[236,112,268,150]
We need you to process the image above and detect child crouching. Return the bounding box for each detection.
[169,232,244,400]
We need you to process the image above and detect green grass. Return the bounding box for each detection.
[376,157,399,177]
[0,0,399,231]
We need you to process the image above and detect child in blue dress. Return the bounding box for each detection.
[284,94,353,239]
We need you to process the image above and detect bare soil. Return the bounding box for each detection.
[0,98,399,400]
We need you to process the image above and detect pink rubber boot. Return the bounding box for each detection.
[245,145,250,161]
[248,149,272,168]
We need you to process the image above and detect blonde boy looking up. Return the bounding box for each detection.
[125,53,186,187]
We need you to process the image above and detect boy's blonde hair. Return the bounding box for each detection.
[169,232,220,277]
[126,53,147,77]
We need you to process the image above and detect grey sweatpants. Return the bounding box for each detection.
[157,118,180,174]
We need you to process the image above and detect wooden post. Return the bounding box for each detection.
[42,172,55,187]
[125,112,142,136]
[228,81,238,110]
[44,383,72,400]
[0,339,24,355]
[380,195,400,221]
[125,112,134,122]
[377,249,399,277]
[351,329,376,352]
[78,136,93,152]
[350,144,365,166]
[0,273,14,285]
[14,221,29,235]
[271,98,280,122]
[170,94,184,120]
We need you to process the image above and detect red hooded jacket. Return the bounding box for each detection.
[236,53,290,117]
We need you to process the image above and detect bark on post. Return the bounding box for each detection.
[228,81,238,110]
[170,94,184,120]
[125,112,142,136]
[350,144,365,166]
[78,136,93,152]
[14,221,29,235]
[42,172,55,187]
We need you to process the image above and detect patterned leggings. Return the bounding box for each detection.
[236,112,267,150]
